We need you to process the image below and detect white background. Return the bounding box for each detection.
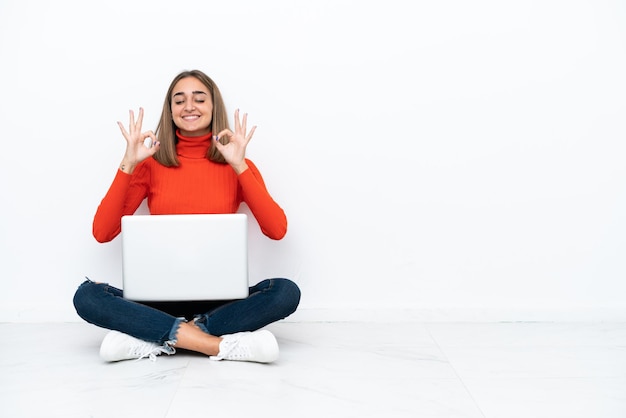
[1,0,625,321]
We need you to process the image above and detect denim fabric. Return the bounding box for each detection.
[193,278,301,336]
[73,277,300,344]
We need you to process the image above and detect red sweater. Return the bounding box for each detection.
[93,131,287,243]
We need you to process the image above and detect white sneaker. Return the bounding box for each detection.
[210,330,279,363]
[99,330,175,362]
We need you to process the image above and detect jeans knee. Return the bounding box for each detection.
[273,278,301,316]
[73,279,111,323]
[73,280,95,320]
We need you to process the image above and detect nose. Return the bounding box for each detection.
[184,101,195,112]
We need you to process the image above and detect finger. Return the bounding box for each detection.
[212,135,224,150]
[117,121,130,138]
[234,109,241,132]
[142,131,158,148]
[148,141,161,154]
[144,131,157,141]
[216,128,233,140]
[241,112,248,135]
[135,107,144,132]
[246,125,257,142]
[128,110,136,134]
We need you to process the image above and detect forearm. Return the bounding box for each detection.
[92,170,132,242]
[238,168,287,240]
[92,164,148,242]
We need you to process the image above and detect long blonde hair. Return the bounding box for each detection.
[154,70,230,166]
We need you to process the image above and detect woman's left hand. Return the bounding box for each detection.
[214,109,256,174]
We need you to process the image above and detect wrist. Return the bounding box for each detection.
[232,161,249,175]
[119,158,137,174]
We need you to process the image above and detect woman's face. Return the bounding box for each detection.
[170,76,214,136]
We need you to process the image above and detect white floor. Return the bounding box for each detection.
[2,321,626,418]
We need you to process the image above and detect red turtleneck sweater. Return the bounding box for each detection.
[93,132,287,243]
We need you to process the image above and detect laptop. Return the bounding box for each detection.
[121,213,249,302]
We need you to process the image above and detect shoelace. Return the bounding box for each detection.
[210,336,249,361]
[224,342,250,360]
[222,337,253,361]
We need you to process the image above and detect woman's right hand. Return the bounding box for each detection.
[117,107,160,174]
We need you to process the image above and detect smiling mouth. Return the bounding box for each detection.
[182,115,200,121]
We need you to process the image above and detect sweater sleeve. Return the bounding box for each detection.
[92,163,150,243]
[238,159,288,240]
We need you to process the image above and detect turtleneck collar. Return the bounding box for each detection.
[176,130,212,159]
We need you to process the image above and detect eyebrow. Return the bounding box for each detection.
[172,90,208,97]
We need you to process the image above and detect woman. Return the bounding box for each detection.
[73,70,301,363]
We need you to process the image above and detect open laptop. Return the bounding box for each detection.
[121,213,249,302]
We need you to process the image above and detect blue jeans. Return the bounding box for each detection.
[73,278,301,345]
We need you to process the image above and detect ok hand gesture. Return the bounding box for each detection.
[214,109,256,174]
[117,108,160,174]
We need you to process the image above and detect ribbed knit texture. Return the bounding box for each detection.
[93,131,287,243]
